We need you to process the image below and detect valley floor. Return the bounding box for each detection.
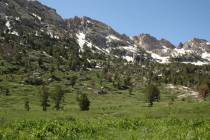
[0,70,210,140]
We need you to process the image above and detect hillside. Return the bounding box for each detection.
[1,0,210,66]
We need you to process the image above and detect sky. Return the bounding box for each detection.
[39,0,210,45]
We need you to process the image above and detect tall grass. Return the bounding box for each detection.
[1,118,210,140]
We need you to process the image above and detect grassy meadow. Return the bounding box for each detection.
[0,70,210,140]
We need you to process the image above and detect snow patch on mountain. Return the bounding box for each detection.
[162,46,170,53]
[183,61,209,66]
[123,56,134,62]
[9,31,19,36]
[106,35,121,42]
[15,17,20,21]
[32,13,42,21]
[171,48,194,57]
[202,52,210,60]
[76,32,109,54]
[76,32,86,51]
[122,46,138,53]
[5,20,19,36]
[35,31,39,36]
[5,21,12,30]
[47,31,59,39]
[147,51,170,63]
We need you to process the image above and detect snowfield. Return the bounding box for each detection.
[106,35,121,42]
[183,61,209,66]
[147,51,170,64]
[202,52,210,60]
[76,32,87,52]
[172,48,193,57]
[76,32,109,54]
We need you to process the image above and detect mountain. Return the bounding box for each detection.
[0,0,210,67]
[133,34,175,51]
[133,34,210,65]
[65,16,151,62]
[170,38,210,65]
[132,34,174,63]
[0,0,84,73]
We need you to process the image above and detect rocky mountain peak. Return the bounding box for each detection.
[0,0,63,25]
[65,16,133,49]
[132,34,174,52]
[183,38,210,51]
[132,34,159,50]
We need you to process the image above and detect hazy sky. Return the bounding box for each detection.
[39,0,210,45]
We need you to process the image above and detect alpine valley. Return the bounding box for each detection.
[1,0,210,140]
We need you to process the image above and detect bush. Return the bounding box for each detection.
[77,93,90,111]
[145,84,160,107]
[98,87,108,95]
[25,77,44,85]
[197,83,209,100]
[24,100,30,111]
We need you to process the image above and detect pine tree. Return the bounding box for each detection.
[77,93,90,111]
[145,84,160,107]
[53,85,65,111]
[41,85,50,111]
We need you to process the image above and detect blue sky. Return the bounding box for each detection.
[39,0,210,45]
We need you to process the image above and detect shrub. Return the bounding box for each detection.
[77,93,90,111]
[25,77,44,85]
[50,75,61,81]
[98,87,108,95]
[145,84,160,107]
[24,100,30,111]
[197,83,209,100]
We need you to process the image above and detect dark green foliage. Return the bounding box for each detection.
[24,100,30,111]
[40,86,50,111]
[145,84,160,106]
[77,93,90,111]
[25,76,44,86]
[50,74,61,81]
[52,85,65,111]
[123,75,133,89]
[67,75,78,87]
[197,83,209,100]
[113,74,133,90]
[0,87,10,96]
